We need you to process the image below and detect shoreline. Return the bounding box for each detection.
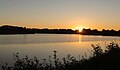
[0,33,120,37]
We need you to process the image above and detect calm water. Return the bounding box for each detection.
[0,34,120,64]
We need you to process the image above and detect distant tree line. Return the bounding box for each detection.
[81,28,120,36]
[0,25,79,34]
[0,25,120,36]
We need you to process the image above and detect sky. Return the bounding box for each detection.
[0,0,120,31]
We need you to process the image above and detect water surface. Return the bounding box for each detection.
[0,34,120,64]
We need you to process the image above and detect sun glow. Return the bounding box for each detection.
[74,26,85,32]
[70,17,91,32]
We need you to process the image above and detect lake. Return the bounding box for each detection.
[0,34,120,65]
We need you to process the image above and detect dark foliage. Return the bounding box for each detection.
[1,25,120,36]
[1,42,120,70]
[81,28,120,36]
[0,25,79,34]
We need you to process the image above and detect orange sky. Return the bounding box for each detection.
[0,0,120,31]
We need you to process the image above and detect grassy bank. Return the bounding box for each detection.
[2,42,120,70]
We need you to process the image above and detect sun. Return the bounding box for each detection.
[74,26,85,32]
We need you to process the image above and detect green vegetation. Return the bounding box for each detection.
[2,42,120,70]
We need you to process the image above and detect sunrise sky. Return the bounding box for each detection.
[0,0,120,31]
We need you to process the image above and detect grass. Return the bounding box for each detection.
[1,42,120,70]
